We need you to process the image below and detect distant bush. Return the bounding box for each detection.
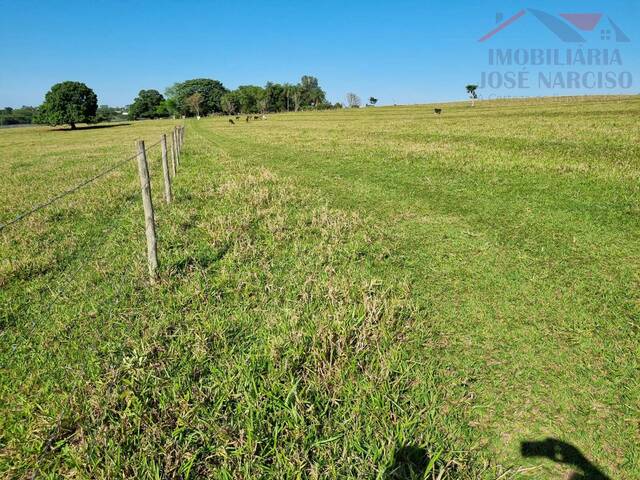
[94,105,128,123]
[0,106,37,125]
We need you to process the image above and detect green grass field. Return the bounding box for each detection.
[1,96,638,479]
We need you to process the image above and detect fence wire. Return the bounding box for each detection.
[1,128,182,312]
[1,137,170,336]
[0,138,162,233]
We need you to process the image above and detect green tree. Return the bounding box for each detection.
[258,97,268,114]
[369,97,378,105]
[299,75,326,108]
[165,78,227,116]
[185,92,204,118]
[466,84,478,106]
[264,82,287,112]
[0,106,37,125]
[34,81,97,129]
[129,89,165,119]
[95,105,117,122]
[283,83,296,111]
[235,85,265,114]
[220,92,239,115]
[154,100,173,119]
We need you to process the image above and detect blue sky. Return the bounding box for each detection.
[1,0,638,107]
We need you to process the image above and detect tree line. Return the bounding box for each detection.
[1,105,130,127]
[2,78,478,129]
[0,106,38,126]
[128,75,335,120]
[4,75,346,128]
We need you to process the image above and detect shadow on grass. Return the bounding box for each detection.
[171,241,233,275]
[521,438,610,480]
[384,445,432,480]
[51,123,131,131]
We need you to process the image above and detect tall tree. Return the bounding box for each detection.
[264,82,287,112]
[291,87,302,112]
[129,89,165,119]
[369,97,378,106]
[235,85,265,114]
[284,83,296,111]
[185,92,204,118]
[156,99,177,118]
[220,93,237,115]
[346,92,361,108]
[300,75,319,90]
[165,79,228,116]
[258,97,268,114]
[34,81,97,129]
[299,75,326,108]
[466,84,478,107]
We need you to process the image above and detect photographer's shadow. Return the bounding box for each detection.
[521,438,610,480]
[384,445,432,479]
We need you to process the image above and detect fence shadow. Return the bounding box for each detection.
[521,438,610,480]
[384,445,431,480]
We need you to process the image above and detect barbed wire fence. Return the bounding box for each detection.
[1,124,187,313]
[0,131,181,467]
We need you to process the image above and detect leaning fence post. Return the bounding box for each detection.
[160,134,172,203]
[135,140,159,283]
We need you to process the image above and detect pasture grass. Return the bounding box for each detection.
[1,96,638,479]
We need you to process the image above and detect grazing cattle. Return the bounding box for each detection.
[235,116,240,120]
[246,116,250,122]
[434,108,442,114]
[228,119,235,125]
[253,115,259,120]
[261,115,267,120]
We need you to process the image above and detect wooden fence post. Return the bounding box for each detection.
[170,130,177,176]
[172,128,176,168]
[174,128,180,167]
[135,140,159,283]
[172,129,178,170]
[160,134,172,203]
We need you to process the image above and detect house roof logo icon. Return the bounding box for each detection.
[479,9,630,43]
